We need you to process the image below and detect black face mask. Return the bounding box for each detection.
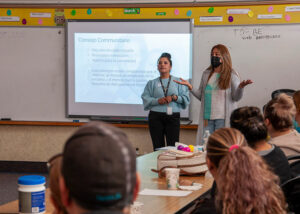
[211,56,222,68]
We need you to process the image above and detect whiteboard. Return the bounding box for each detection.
[0,27,70,121]
[190,24,300,124]
[0,24,299,122]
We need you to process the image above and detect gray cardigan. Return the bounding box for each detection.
[191,69,244,145]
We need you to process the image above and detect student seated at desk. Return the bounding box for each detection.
[230,106,292,184]
[264,93,300,157]
[192,128,286,214]
[48,154,66,214]
[50,122,140,214]
[293,90,300,133]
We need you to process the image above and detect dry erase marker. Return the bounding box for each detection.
[1,118,11,121]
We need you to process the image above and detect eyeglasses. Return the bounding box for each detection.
[47,153,62,171]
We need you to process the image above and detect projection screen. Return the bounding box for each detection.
[66,19,193,121]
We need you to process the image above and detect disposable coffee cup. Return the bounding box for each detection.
[165,168,180,190]
[130,201,144,214]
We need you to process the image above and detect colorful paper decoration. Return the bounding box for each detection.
[87,8,92,15]
[187,10,192,17]
[208,7,214,13]
[248,10,254,18]
[156,12,166,16]
[268,6,274,13]
[106,9,113,17]
[124,8,140,14]
[54,9,65,26]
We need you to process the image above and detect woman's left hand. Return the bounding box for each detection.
[165,96,173,103]
[239,79,253,88]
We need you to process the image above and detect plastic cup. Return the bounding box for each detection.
[130,201,144,214]
[165,168,180,190]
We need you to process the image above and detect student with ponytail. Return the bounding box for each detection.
[192,128,286,214]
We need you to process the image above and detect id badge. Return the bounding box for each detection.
[167,106,173,115]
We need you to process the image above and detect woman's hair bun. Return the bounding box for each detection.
[161,52,171,59]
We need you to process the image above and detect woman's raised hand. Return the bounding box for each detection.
[173,78,193,90]
[239,79,253,88]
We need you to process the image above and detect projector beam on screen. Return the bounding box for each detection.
[66,19,193,120]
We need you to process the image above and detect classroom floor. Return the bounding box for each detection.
[0,172,49,206]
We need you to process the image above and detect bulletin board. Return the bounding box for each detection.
[0,2,300,122]
[0,4,300,27]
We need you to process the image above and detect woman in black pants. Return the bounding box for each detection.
[141,53,190,150]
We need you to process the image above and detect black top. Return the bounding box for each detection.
[191,182,219,214]
[191,197,219,214]
[260,145,292,184]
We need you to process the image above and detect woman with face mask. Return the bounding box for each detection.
[174,44,253,145]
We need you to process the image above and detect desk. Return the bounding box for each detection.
[0,151,213,214]
[137,151,213,214]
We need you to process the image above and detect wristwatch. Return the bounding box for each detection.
[171,94,178,101]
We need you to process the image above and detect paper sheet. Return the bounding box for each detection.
[139,189,192,197]
[179,183,203,191]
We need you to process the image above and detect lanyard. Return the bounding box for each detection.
[159,75,171,97]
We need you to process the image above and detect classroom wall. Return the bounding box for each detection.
[2,3,300,122]
[0,125,196,161]
[1,1,299,162]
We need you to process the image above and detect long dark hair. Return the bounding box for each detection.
[207,44,233,90]
[230,106,268,147]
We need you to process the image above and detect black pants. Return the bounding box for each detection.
[148,111,180,150]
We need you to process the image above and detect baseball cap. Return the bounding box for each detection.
[61,121,136,210]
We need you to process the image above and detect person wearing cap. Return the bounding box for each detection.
[57,121,140,214]
[48,154,67,214]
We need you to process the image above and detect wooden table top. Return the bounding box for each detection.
[136,151,213,214]
[0,151,213,214]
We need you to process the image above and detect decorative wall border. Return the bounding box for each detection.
[0,2,300,26]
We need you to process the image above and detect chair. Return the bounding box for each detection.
[271,89,295,99]
[287,155,300,178]
[281,175,300,214]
